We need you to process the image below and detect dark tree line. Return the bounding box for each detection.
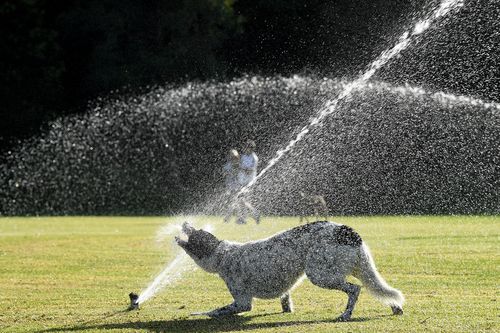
[0,0,239,148]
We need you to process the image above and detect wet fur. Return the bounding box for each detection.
[176,221,404,320]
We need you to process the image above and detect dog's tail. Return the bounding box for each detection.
[356,242,404,308]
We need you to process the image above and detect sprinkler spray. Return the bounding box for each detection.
[128,292,139,310]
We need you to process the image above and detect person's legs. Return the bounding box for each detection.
[223,191,236,223]
[236,197,247,224]
[243,200,260,224]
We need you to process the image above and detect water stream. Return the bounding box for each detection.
[238,0,464,197]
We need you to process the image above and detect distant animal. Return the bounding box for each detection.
[299,192,329,223]
[175,221,404,320]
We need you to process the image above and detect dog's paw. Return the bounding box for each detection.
[336,313,352,322]
[391,306,404,315]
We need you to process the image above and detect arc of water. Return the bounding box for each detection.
[238,0,464,197]
[362,81,500,111]
[136,250,191,304]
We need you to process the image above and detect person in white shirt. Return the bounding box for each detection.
[222,149,241,223]
[236,140,260,224]
[238,141,258,187]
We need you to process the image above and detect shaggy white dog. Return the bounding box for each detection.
[176,221,404,320]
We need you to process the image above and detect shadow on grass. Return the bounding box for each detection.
[38,312,384,333]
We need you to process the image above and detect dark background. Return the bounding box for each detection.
[0,0,435,150]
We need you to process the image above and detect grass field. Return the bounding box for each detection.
[0,216,498,332]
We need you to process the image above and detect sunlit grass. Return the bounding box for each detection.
[0,216,498,332]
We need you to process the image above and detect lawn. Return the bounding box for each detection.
[0,216,498,332]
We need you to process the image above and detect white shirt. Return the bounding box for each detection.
[238,152,258,186]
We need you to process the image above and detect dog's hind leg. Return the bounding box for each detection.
[305,244,360,321]
[280,292,293,313]
[306,274,360,321]
[332,281,360,321]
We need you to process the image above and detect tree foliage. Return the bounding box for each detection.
[0,0,63,142]
[0,0,240,146]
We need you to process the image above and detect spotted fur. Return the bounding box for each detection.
[176,221,404,320]
[335,225,362,247]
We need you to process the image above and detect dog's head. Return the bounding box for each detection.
[175,222,221,269]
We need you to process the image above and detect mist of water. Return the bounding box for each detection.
[134,0,468,306]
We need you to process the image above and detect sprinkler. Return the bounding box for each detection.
[128,292,139,310]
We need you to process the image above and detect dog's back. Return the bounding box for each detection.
[232,221,344,262]
[246,221,361,254]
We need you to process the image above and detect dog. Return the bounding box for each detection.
[175,221,404,320]
[299,192,329,223]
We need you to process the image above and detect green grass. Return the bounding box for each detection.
[0,216,498,332]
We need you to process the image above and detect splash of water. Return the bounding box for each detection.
[136,223,214,305]
[155,223,182,244]
[238,0,464,197]
[3,73,497,216]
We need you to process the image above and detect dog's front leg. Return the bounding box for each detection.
[206,296,252,318]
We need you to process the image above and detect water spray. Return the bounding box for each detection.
[126,1,466,310]
[127,222,214,310]
[237,0,464,198]
[360,81,500,111]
